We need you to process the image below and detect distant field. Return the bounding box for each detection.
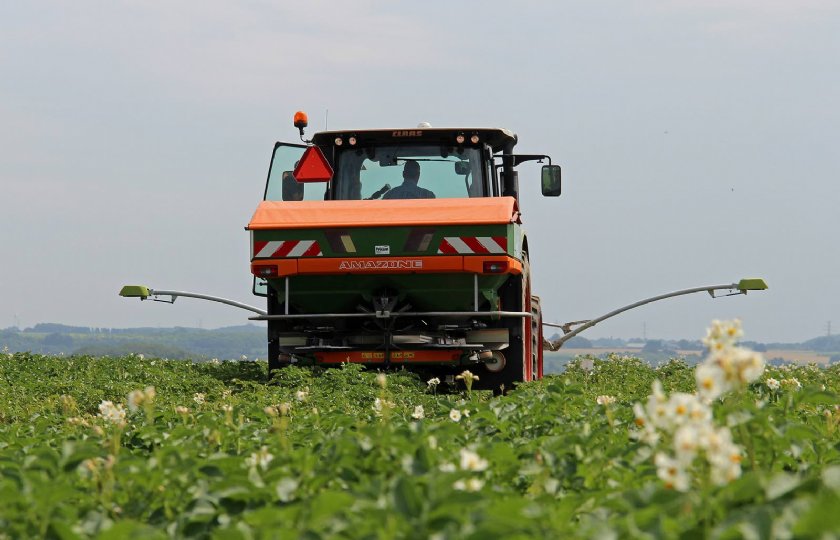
[764,349,832,365]
[545,347,835,372]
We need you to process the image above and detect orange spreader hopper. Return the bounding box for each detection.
[247,197,519,230]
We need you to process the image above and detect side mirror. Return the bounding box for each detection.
[281,171,305,201]
[541,165,561,197]
[253,277,268,297]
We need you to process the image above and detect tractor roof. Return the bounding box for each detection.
[311,127,518,153]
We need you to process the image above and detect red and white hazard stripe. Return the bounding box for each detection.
[437,236,507,255]
[253,240,322,258]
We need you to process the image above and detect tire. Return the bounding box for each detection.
[478,257,533,395]
[266,288,290,381]
[531,294,544,380]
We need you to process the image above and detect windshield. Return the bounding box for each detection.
[335,145,485,200]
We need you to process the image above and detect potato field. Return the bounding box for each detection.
[0,321,838,539]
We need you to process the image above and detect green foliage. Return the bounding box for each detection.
[0,352,838,538]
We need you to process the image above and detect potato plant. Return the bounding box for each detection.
[0,346,838,539]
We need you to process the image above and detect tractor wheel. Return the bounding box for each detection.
[531,294,544,380]
[266,290,291,381]
[478,257,534,395]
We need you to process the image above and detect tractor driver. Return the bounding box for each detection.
[382,160,435,199]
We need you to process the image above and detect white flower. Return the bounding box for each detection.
[673,424,701,463]
[275,478,299,502]
[455,370,479,383]
[781,377,801,390]
[241,355,248,361]
[127,386,155,412]
[632,402,649,428]
[459,448,489,472]
[245,446,274,471]
[193,393,206,405]
[766,377,780,391]
[655,452,690,492]
[427,377,441,388]
[695,363,727,401]
[210,358,221,365]
[732,347,765,383]
[449,409,462,422]
[97,400,127,427]
[295,388,309,402]
[596,395,616,406]
[175,405,190,416]
[453,478,485,492]
[702,319,743,352]
[707,442,743,485]
[412,405,425,420]
[376,373,387,388]
[127,390,144,412]
[439,462,456,472]
[665,393,700,427]
[137,354,145,360]
[372,398,394,417]
[701,424,734,456]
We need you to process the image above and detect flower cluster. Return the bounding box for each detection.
[372,397,394,417]
[448,408,471,422]
[596,395,616,406]
[245,446,274,471]
[127,386,156,412]
[780,377,802,391]
[697,319,765,401]
[459,448,489,472]
[632,320,764,492]
[97,400,127,427]
[634,381,743,490]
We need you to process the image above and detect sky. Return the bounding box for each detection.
[1,1,838,343]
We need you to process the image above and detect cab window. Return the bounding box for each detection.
[334,145,485,200]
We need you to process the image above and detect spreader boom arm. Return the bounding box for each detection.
[119,285,268,316]
[545,278,767,350]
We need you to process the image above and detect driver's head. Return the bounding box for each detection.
[403,160,420,183]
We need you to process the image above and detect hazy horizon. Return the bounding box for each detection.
[2,1,838,343]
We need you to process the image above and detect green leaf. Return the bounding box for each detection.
[795,390,838,406]
[822,466,840,493]
[764,472,803,501]
[393,476,423,517]
[96,520,168,540]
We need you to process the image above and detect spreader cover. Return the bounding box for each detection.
[247,197,519,230]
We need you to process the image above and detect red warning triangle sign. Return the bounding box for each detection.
[293,146,334,183]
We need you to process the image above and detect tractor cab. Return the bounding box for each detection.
[263,124,561,204]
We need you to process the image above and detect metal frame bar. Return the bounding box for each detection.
[474,274,479,312]
[250,310,531,321]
